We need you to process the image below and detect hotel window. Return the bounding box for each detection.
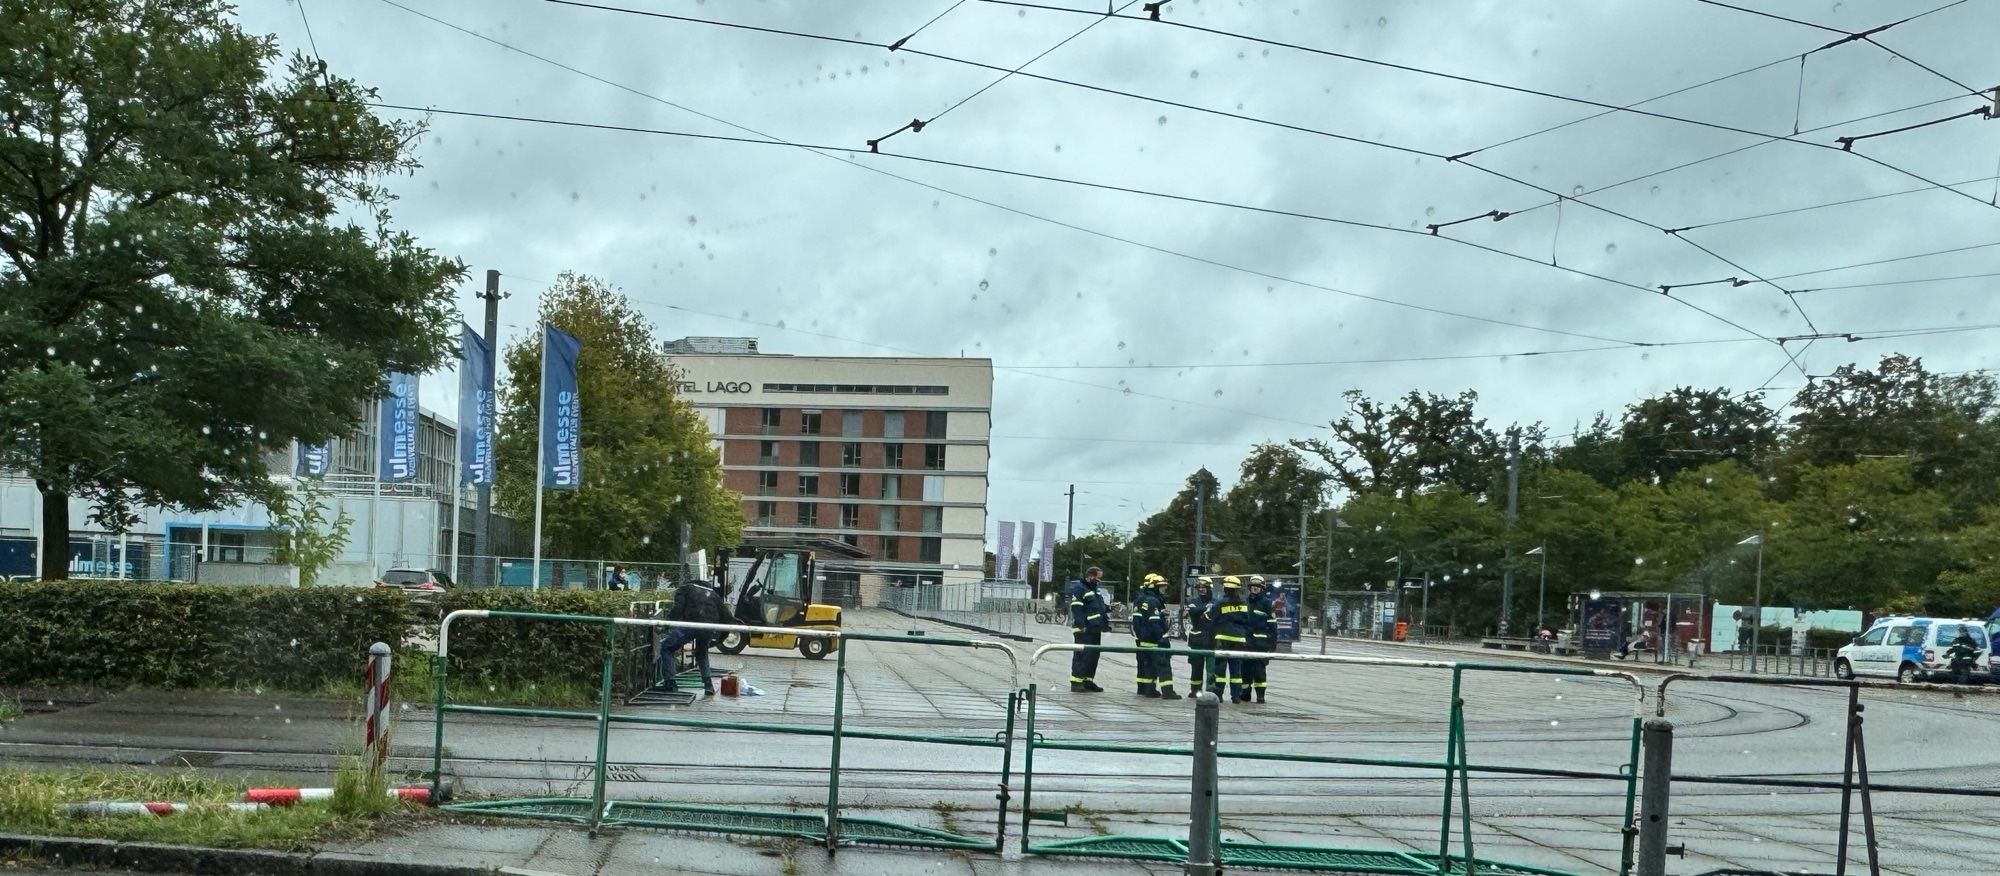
[923,444,946,471]
[883,537,901,560]
[799,441,821,466]
[755,502,775,526]
[842,442,862,466]
[883,412,905,438]
[884,443,905,468]
[797,503,819,527]
[760,408,782,433]
[840,504,861,529]
[839,473,861,496]
[880,476,902,500]
[800,410,822,435]
[843,411,863,436]
[797,474,819,496]
[758,440,778,465]
[919,508,941,533]
[925,411,948,437]
[757,471,778,495]
[919,538,941,563]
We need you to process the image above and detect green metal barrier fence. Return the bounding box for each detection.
[1020,643,1646,876]
[428,610,1021,852]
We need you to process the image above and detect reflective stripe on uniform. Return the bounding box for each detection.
[1214,634,1247,643]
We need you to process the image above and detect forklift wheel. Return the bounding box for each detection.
[798,636,831,660]
[714,631,747,655]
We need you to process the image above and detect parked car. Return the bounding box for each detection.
[1987,612,2000,680]
[1835,616,1991,683]
[374,568,455,614]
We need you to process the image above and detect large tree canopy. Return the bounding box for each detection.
[0,0,463,578]
[493,274,741,563]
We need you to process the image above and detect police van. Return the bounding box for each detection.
[1835,616,1991,683]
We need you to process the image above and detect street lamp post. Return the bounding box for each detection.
[1384,555,1404,641]
[1527,546,1547,630]
[1739,534,1764,673]
[1425,574,1447,635]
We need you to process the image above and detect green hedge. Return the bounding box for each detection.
[431,589,649,689]
[0,582,415,690]
[0,582,659,694]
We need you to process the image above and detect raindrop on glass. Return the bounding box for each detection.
[1571,185,1584,196]
[988,247,998,256]
[201,426,212,435]
[1189,69,1200,79]
[134,304,144,314]
[44,346,55,356]
[1424,206,1436,217]
[978,279,989,291]
[1376,16,1387,27]
[90,358,100,367]
[1604,243,1618,255]
[1157,115,1168,126]
[1649,186,1661,196]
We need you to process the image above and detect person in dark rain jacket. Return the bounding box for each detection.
[1183,578,1218,697]
[1244,576,1276,703]
[1129,573,1181,699]
[1068,567,1112,692]
[1210,577,1253,703]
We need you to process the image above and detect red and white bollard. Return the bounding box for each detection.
[364,641,393,783]
[59,801,269,817]
[244,786,432,806]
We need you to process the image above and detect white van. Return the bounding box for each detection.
[1835,617,1990,682]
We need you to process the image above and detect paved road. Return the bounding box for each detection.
[5,608,1997,875]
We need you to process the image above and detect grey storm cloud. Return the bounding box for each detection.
[252,0,1998,525]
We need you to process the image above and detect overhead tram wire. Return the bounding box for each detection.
[979,0,2000,215]
[1789,270,2000,295]
[892,0,971,50]
[376,0,1649,351]
[538,0,1792,349]
[1761,240,2000,284]
[1691,0,1987,99]
[1669,172,2000,233]
[360,98,1679,347]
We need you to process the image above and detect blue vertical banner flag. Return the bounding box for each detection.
[378,372,419,482]
[457,325,495,486]
[1015,522,1035,583]
[296,443,330,478]
[540,325,583,489]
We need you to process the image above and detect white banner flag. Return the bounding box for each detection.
[1040,522,1058,586]
[994,520,1017,581]
[1015,521,1036,582]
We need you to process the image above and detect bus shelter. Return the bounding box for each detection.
[1569,590,1709,662]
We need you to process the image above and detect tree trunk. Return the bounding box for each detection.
[37,480,69,581]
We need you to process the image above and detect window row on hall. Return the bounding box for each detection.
[732,469,957,501]
[733,440,949,471]
[750,501,947,533]
[725,408,953,439]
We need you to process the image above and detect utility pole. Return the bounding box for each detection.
[1296,503,1309,588]
[1319,509,1335,655]
[475,269,503,584]
[1501,429,1520,636]
[1064,483,1075,581]
[1193,479,1208,568]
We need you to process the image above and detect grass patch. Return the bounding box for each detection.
[1063,802,1111,836]
[0,696,21,724]
[306,654,600,710]
[931,800,968,836]
[0,760,422,850]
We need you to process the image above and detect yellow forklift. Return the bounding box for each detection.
[711,538,851,660]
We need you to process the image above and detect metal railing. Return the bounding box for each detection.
[1721,645,1838,677]
[883,582,1034,638]
[1020,642,1646,875]
[429,610,1021,851]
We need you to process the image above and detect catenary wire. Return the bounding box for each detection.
[536,0,1794,348]
[980,0,2000,214]
[896,0,970,48]
[1762,240,2000,283]
[1789,270,2000,295]
[1670,172,2000,232]
[357,99,1688,342]
[376,0,1649,349]
[1691,0,1986,98]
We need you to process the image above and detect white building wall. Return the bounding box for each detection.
[941,506,986,537]
[945,444,989,472]
[941,476,988,504]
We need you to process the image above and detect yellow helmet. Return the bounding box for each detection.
[1142,572,1166,585]
[1222,576,1242,590]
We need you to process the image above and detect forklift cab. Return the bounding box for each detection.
[713,540,848,660]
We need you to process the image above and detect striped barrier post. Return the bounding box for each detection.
[364,641,393,783]
[245,787,433,806]
[60,801,270,817]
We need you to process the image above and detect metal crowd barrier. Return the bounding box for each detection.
[428,610,1020,852]
[1649,673,2000,876]
[1021,642,1646,876]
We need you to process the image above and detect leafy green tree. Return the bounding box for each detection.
[1617,387,1777,485]
[1768,460,1953,612]
[1222,443,1329,574]
[1786,355,2000,517]
[1131,467,1228,591]
[1293,389,1505,496]
[493,274,740,562]
[1509,466,1634,620]
[1552,413,1628,487]
[267,479,354,588]
[0,1,463,579]
[1615,462,1775,599]
[1053,521,1131,595]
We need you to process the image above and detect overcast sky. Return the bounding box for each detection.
[249,0,1998,533]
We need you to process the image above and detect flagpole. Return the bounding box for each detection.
[531,324,547,592]
[450,423,463,585]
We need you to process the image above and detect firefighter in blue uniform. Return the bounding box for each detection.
[1183,577,1217,697]
[1210,576,1253,703]
[1068,566,1111,692]
[1130,573,1182,699]
[1244,575,1276,703]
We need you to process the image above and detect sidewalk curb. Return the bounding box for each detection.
[1326,636,1702,677]
[0,832,494,876]
[884,608,1035,642]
